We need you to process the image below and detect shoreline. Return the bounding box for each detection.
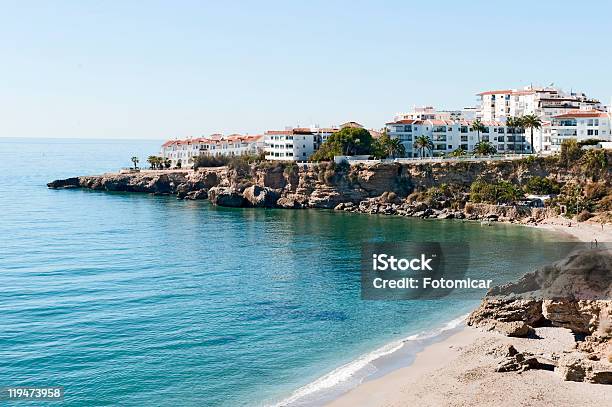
[326,324,612,407]
[275,223,611,407]
[271,315,471,407]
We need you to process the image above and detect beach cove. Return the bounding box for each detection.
[2,138,598,406]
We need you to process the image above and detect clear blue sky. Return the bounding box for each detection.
[1,0,611,139]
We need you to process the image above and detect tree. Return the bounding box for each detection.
[131,156,139,169]
[559,139,582,166]
[176,159,182,169]
[514,116,526,154]
[374,131,407,158]
[472,141,496,156]
[147,156,160,169]
[311,127,375,161]
[450,148,466,157]
[524,176,560,195]
[388,138,406,158]
[414,135,433,158]
[470,118,486,143]
[522,114,542,154]
[163,158,171,169]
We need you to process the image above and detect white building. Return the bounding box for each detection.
[160,134,264,167]
[264,127,338,161]
[477,86,603,122]
[394,106,477,122]
[547,110,611,154]
[386,119,529,157]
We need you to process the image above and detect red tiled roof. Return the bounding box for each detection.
[477,89,536,96]
[477,89,514,96]
[388,119,506,127]
[553,111,608,119]
[161,134,263,147]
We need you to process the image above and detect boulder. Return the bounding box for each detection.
[208,187,244,207]
[276,196,306,209]
[185,189,208,200]
[491,321,532,337]
[242,185,279,208]
[556,353,612,384]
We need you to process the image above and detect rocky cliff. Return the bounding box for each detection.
[468,248,612,384]
[48,154,611,223]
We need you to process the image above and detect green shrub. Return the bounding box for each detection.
[470,179,522,204]
[193,155,229,169]
[559,139,583,166]
[524,176,560,195]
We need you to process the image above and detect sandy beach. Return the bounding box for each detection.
[327,326,612,407]
[531,217,612,244]
[326,219,612,407]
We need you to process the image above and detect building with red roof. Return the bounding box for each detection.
[160,134,264,168]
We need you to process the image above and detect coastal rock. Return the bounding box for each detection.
[467,297,544,329]
[307,188,345,209]
[208,187,244,207]
[242,185,279,208]
[276,196,307,209]
[493,321,532,337]
[185,189,208,200]
[47,177,81,189]
[556,353,612,384]
[542,300,605,335]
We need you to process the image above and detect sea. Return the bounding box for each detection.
[0,138,569,406]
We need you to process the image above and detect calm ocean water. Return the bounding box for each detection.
[0,138,566,406]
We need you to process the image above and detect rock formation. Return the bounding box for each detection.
[47,156,611,224]
[468,248,612,384]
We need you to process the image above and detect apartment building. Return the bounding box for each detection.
[546,110,611,154]
[160,134,264,167]
[264,127,338,161]
[386,119,528,157]
[477,86,603,121]
[394,106,477,122]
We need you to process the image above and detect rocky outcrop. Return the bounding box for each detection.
[556,353,612,384]
[496,345,543,372]
[208,186,244,207]
[469,248,612,384]
[47,177,80,189]
[47,156,610,221]
[242,185,279,208]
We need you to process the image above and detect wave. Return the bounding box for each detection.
[271,313,469,407]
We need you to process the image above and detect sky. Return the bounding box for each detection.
[1,0,611,139]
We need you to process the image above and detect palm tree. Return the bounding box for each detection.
[472,141,496,156]
[131,156,139,169]
[414,135,433,158]
[513,116,525,154]
[450,148,466,157]
[522,114,542,154]
[470,118,486,143]
[388,138,406,158]
[163,158,171,169]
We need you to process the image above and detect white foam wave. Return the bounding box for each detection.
[271,314,468,407]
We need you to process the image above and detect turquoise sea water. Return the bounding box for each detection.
[0,138,567,406]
